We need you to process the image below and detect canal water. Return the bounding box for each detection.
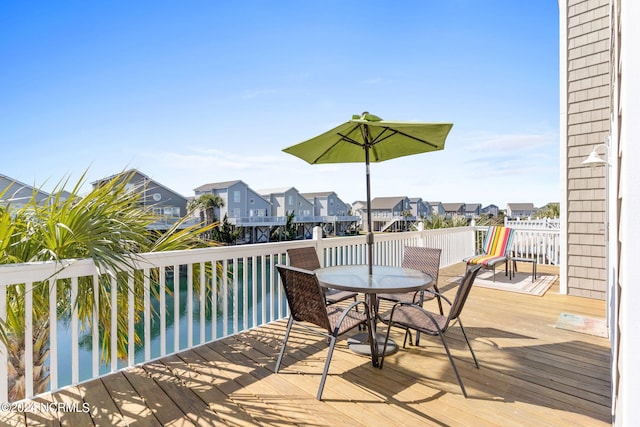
[52,258,288,388]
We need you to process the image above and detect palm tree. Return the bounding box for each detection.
[535,203,560,219]
[0,171,219,401]
[189,194,225,240]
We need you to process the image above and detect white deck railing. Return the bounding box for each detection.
[0,225,558,402]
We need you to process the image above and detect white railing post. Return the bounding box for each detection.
[0,285,6,402]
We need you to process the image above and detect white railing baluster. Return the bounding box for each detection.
[243,256,249,331]
[160,266,166,356]
[0,284,7,402]
[144,269,151,362]
[49,278,57,392]
[187,263,193,348]
[173,264,180,353]
[92,274,99,378]
[233,258,239,335]
[110,275,117,372]
[269,253,275,320]
[261,255,267,325]
[127,273,134,367]
[71,277,79,383]
[25,282,33,398]
[212,259,218,341]
[222,259,228,337]
[199,262,205,345]
[251,255,257,327]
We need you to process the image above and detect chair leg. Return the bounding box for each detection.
[458,321,479,368]
[403,329,412,347]
[434,287,444,316]
[317,336,337,400]
[379,323,395,369]
[438,333,468,398]
[275,316,294,373]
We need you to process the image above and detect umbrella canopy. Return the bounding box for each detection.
[282,112,453,273]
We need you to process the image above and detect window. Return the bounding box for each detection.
[233,191,241,203]
[164,207,180,217]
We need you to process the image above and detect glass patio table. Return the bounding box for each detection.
[315,264,433,367]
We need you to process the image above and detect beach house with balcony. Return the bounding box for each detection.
[0,174,50,208]
[92,169,188,230]
[368,196,413,232]
[193,180,273,243]
[428,201,446,217]
[259,187,317,239]
[300,191,358,236]
[481,204,500,217]
[408,197,431,219]
[464,203,482,219]
[506,202,536,218]
[441,202,465,219]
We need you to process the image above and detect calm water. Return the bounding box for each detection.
[51,259,288,388]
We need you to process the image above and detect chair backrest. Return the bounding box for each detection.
[446,264,482,327]
[482,226,514,257]
[287,247,321,270]
[276,264,332,332]
[401,247,441,285]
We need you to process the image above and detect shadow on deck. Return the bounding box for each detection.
[5,262,611,426]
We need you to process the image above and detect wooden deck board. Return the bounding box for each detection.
[19,262,612,426]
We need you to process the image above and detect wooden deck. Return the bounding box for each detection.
[4,263,611,426]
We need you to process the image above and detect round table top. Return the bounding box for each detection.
[315,264,433,293]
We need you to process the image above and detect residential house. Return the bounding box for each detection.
[300,191,358,236]
[464,203,482,219]
[560,0,638,419]
[259,187,315,239]
[92,169,188,229]
[350,200,367,232]
[368,196,413,232]
[506,202,536,218]
[194,180,273,243]
[481,204,500,217]
[259,187,313,218]
[0,174,50,208]
[428,201,445,217]
[441,202,465,219]
[409,197,431,220]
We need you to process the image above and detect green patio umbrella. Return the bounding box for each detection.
[282,112,453,274]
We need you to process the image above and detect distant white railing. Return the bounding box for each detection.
[0,225,558,402]
[504,217,560,229]
[475,225,561,265]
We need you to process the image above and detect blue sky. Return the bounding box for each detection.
[1,1,559,208]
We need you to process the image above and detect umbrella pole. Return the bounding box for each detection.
[365,144,374,275]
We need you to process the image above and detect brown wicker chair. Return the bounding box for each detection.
[287,247,359,306]
[377,247,443,345]
[275,264,372,400]
[379,264,482,398]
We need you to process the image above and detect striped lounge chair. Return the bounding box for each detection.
[463,226,514,282]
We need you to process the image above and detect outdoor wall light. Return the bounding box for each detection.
[582,142,609,166]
